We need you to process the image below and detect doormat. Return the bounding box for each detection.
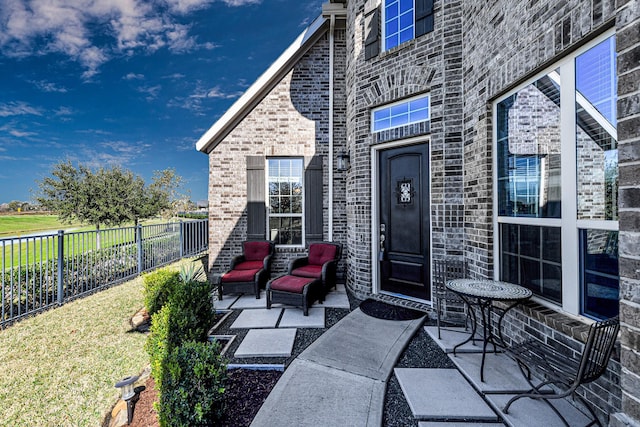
[359,299,424,321]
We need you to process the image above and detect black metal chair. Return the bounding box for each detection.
[503,316,620,427]
[433,259,468,339]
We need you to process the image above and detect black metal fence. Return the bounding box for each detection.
[0,219,208,327]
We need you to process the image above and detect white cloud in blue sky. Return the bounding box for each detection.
[0,0,324,203]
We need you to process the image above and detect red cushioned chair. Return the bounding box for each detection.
[220,240,274,299]
[288,242,342,296]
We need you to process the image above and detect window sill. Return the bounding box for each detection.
[376,39,416,61]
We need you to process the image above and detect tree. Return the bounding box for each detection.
[35,161,184,240]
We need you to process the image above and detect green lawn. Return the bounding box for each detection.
[0,215,81,237]
[0,260,190,426]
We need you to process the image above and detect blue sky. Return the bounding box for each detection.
[0,0,324,204]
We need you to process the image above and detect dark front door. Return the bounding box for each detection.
[378,143,431,300]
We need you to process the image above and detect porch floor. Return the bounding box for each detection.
[415,327,593,426]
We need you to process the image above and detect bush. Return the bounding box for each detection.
[157,340,226,427]
[143,269,180,316]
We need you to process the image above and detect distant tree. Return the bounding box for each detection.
[35,161,184,246]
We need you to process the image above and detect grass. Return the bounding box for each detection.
[0,215,82,237]
[0,260,191,426]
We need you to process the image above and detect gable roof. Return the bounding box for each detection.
[195,15,328,154]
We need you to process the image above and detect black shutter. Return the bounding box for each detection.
[415,0,434,37]
[364,0,380,60]
[246,156,266,240]
[304,156,323,243]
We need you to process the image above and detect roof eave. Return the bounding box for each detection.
[196,15,329,154]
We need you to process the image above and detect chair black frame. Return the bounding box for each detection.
[220,240,275,299]
[502,316,619,427]
[288,242,342,296]
[433,259,468,339]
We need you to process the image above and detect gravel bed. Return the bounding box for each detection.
[212,290,457,426]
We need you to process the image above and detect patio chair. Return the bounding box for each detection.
[220,240,274,299]
[288,242,342,296]
[433,259,468,339]
[503,316,619,427]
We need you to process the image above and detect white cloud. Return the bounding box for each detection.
[0,0,223,79]
[124,72,145,80]
[221,0,261,6]
[0,101,42,117]
[31,80,68,93]
[136,84,162,100]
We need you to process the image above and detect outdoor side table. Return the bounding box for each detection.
[446,278,532,382]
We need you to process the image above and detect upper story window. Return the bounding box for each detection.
[384,0,414,50]
[494,33,618,320]
[372,94,430,132]
[364,0,434,60]
[267,158,303,246]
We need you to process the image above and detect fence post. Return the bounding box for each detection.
[137,225,143,274]
[179,221,184,258]
[57,230,64,305]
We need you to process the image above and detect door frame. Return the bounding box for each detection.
[370,136,434,304]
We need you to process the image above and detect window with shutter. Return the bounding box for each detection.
[364,0,435,58]
[246,156,324,246]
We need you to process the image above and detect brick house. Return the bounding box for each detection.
[196,0,639,424]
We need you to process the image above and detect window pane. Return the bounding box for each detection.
[385,2,398,19]
[399,27,413,44]
[267,158,304,245]
[386,35,399,50]
[386,20,399,36]
[372,95,429,132]
[576,36,618,221]
[581,229,619,319]
[497,72,561,218]
[499,223,562,304]
[399,0,412,13]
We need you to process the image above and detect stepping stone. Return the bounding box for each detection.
[419,423,504,426]
[234,328,297,358]
[230,308,282,329]
[278,307,325,328]
[395,368,498,421]
[213,294,239,310]
[229,292,268,309]
[424,326,485,353]
[322,291,350,308]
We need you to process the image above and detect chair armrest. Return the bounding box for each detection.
[263,254,274,272]
[229,255,246,270]
[321,260,338,282]
[288,256,309,274]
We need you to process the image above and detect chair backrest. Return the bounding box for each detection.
[243,240,273,261]
[433,259,466,293]
[308,242,341,266]
[577,316,619,384]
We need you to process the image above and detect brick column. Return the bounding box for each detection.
[612,0,640,425]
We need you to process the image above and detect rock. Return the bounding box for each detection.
[109,400,128,427]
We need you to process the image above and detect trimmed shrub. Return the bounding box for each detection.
[157,340,226,427]
[143,269,180,316]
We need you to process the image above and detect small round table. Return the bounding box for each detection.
[446,278,532,382]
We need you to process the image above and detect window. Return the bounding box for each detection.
[495,33,617,320]
[372,95,430,132]
[384,0,414,50]
[365,0,434,59]
[267,158,303,245]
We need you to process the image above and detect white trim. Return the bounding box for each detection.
[195,16,328,153]
[370,93,430,133]
[492,30,617,319]
[328,14,335,242]
[265,157,305,248]
[371,136,433,304]
[382,0,416,51]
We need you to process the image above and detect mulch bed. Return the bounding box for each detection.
[129,369,282,427]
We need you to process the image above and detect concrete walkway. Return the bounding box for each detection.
[250,309,425,427]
